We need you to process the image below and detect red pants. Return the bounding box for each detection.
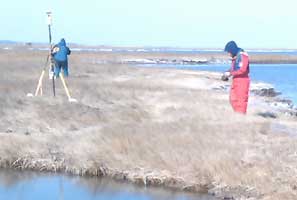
[230,77,250,114]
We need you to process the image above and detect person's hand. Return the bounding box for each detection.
[52,47,60,53]
[221,74,229,81]
[221,71,231,81]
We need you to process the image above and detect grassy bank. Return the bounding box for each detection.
[0,50,297,199]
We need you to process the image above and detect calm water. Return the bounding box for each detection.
[141,63,297,105]
[0,170,216,200]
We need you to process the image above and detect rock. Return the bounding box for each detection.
[250,82,281,97]
[5,128,13,133]
[257,112,277,119]
[274,98,293,106]
[269,98,294,111]
[221,74,229,81]
[182,58,208,64]
[252,88,281,97]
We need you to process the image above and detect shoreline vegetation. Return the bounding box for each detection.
[0,49,297,200]
[2,43,297,64]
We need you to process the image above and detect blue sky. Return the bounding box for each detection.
[1,0,297,48]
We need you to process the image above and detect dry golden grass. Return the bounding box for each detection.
[0,49,297,199]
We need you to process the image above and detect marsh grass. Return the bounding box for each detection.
[0,50,297,199]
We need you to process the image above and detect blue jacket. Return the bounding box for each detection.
[52,38,71,62]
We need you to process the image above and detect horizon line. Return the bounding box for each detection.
[1,40,297,50]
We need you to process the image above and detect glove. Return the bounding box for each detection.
[52,47,60,53]
[221,74,229,81]
[221,71,231,81]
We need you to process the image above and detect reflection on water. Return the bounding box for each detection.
[0,170,216,200]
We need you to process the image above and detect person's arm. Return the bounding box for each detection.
[51,45,58,56]
[223,60,235,77]
[67,47,71,55]
[231,53,249,76]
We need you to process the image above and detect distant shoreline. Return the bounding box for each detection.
[2,45,297,64]
[1,40,297,51]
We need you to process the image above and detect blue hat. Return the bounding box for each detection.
[224,41,240,57]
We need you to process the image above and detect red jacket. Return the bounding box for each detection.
[230,51,250,78]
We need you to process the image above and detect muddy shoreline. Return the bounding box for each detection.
[1,50,297,200]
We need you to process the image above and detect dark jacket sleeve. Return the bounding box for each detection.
[67,47,71,55]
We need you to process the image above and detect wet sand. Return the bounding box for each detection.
[0,49,297,200]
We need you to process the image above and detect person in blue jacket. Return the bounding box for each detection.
[51,38,71,78]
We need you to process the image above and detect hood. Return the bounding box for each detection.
[224,41,240,57]
[58,38,66,46]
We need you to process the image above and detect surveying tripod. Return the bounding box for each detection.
[34,11,76,102]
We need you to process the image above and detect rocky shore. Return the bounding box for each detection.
[0,49,297,200]
[249,82,297,118]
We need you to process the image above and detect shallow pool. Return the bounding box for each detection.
[0,170,217,200]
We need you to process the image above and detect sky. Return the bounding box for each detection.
[1,0,297,48]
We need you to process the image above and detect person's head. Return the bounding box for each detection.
[59,38,66,46]
[224,41,240,58]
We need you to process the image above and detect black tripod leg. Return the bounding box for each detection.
[52,75,56,97]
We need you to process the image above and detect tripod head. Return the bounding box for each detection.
[46,11,52,26]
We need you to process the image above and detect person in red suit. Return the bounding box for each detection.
[223,41,250,114]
